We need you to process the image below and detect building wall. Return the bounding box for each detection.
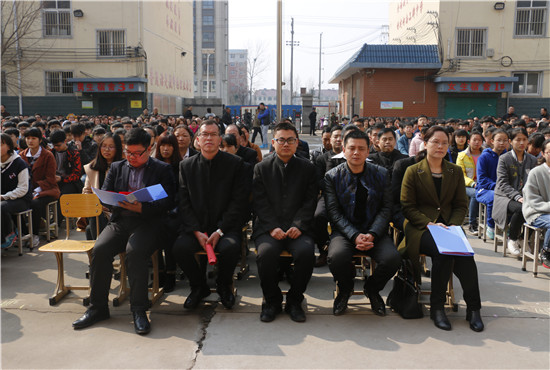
[228,49,248,104]
[1,0,193,116]
[389,0,550,117]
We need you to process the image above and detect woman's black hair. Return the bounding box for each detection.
[221,134,238,148]
[509,127,528,141]
[90,132,123,173]
[154,132,182,167]
[1,133,15,155]
[416,125,448,162]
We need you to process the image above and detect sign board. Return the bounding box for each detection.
[380,101,403,110]
[131,100,142,109]
[73,82,145,93]
[436,81,514,93]
[82,101,93,109]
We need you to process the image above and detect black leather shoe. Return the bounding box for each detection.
[431,309,452,331]
[133,311,151,335]
[217,286,235,309]
[333,291,351,316]
[72,308,110,329]
[466,309,484,332]
[364,288,386,316]
[163,273,176,293]
[285,302,306,322]
[184,286,211,309]
[315,252,328,267]
[260,303,282,322]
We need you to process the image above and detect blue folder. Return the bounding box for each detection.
[427,225,475,256]
[92,184,168,207]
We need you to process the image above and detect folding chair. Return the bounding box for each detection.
[38,194,101,306]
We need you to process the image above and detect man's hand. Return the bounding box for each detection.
[206,232,221,250]
[354,233,374,251]
[55,175,62,183]
[118,200,142,214]
[518,197,524,204]
[193,231,208,250]
[74,140,82,150]
[285,227,302,239]
[270,228,286,240]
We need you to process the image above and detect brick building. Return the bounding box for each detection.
[329,44,441,118]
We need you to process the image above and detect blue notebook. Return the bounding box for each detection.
[92,184,168,206]
[427,225,475,256]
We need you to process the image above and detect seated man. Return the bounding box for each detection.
[368,128,407,175]
[324,130,401,316]
[50,130,83,198]
[523,139,550,268]
[172,120,251,310]
[253,122,318,323]
[72,128,176,335]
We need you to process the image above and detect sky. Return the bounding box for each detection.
[228,0,390,91]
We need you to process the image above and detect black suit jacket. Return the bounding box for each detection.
[102,157,176,222]
[179,150,251,234]
[236,145,258,167]
[252,154,318,239]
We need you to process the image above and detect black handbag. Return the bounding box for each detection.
[387,259,424,319]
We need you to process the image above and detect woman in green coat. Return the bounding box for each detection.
[400,125,484,332]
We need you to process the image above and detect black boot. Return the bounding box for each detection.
[430,309,451,331]
[466,309,484,332]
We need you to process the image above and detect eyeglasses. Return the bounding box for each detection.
[200,132,219,138]
[101,145,116,151]
[274,137,297,145]
[427,140,449,147]
[124,148,147,158]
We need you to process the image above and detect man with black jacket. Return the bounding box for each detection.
[253,122,318,323]
[72,128,176,335]
[368,128,407,174]
[173,120,251,310]
[324,130,401,316]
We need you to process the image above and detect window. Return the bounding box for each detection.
[202,54,215,75]
[210,81,216,92]
[43,0,71,37]
[97,30,126,57]
[202,32,214,48]
[512,72,541,94]
[202,0,214,9]
[203,15,214,26]
[240,54,245,59]
[202,81,208,93]
[45,71,73,94]
[456,28,486,57]
[1,70,7,94]
[515,1,547,36]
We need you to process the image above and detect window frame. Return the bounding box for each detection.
[455,27,487,58]
[44,70,74,95]
[511,71,542,95]
[96,29,127,58]
[1,70,7,94]
[42,0,72,38]
[514,0,548,38]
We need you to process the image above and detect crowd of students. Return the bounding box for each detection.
[1,104,549,336]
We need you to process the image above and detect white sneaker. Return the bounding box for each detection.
[507,239,520,256]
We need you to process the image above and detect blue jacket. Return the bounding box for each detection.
[476,147,505,191]
[257,108,270,126]
[397,134,412,156]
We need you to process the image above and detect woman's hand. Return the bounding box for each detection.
[427,222,448,229]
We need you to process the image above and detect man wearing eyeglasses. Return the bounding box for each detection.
[253,122,318,323]
[172,120,251,310]
[72,128,176,335]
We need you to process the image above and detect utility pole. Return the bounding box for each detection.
[318,32,322,104]
[286,18,299,105]
[276,0,282,122]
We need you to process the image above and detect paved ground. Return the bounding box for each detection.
[2,131,549,369]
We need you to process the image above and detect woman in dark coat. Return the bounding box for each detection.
[400,125,484,332]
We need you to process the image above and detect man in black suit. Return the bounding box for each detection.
[253,122,318,323]
[172,120,251,310]
[225,124,258,167]
[72,128,176,335]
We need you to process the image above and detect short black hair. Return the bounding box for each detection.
[4,127,19,137]
[377,127,396,139]
[70,122,86,136]
[92,127,106,135]
[221,134,238,147]
[273,122,298,137]
[528,132,545,148]
[48,119,61,128]
[24,127,42,140]
[17,121,30,128]
[343,129,369,147]
[1,134,15,155]
[50,130,67,144]
[321,127,332,135]
[330,125,342,134]
[111,122,123,129]
[124,128,151,148]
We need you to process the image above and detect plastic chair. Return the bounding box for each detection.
[38,194,101,306]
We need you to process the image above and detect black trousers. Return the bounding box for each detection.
[251,127,263,144]
[1,198,30,241]
[328,232,401,293]
[30,195,56,235]
[507,200,524,241]
[89,218,159,312]
[420,231,481,311]
[172,231,241,290]
[312,197,329,253]
[255,233,315,306]
[85,213,109,240]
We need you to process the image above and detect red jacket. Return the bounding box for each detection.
[19,147,60,199]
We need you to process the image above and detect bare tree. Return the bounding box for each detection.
[247,42,269,105]
[1,1,48,94]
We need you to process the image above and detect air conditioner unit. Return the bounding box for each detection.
[486,48,495,57]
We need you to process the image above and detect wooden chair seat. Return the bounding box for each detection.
[334,254,376,299]
[38,194,102,306]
